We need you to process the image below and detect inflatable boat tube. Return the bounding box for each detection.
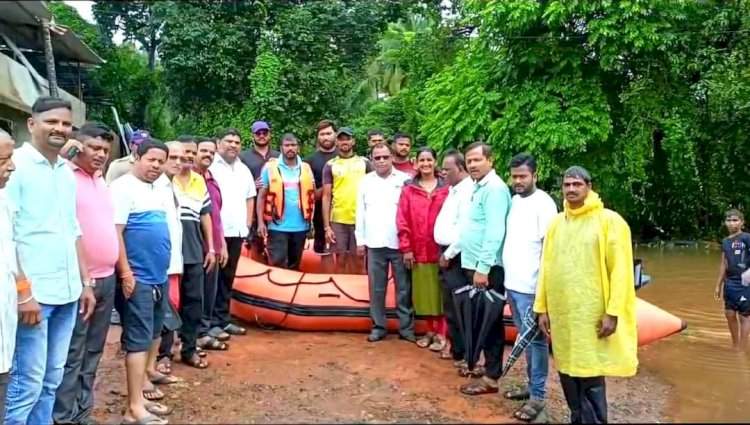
[230,249,686,346]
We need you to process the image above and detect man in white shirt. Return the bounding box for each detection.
[434,149,474,365]
[355,143,415,343]
[501,153,558,422]
[208,128,256,339]
[0,130,20,424]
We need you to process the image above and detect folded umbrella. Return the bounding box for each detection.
[453,284,506,371]
[501,307,540,377]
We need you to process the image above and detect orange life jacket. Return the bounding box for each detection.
[263,159,315,224]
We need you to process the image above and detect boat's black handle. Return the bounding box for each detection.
[318,293,341,298]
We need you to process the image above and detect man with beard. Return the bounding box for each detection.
[53,123,121,424]
[366,129,385,150]
[194,137,229,351]
[208,128,255,340]
[391,132,416,177]
[322,127,372,274]
[256,134,315,270]
[5,97,96,425]
[304,120,337,257]
[501,153,557,423]
[534,166,637,424]
[172,136,216,369]
[110,140,173,425]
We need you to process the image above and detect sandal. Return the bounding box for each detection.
[439,350,453,360]
[155,359,171,375]
[196,347,208,358]
[428,335,447,352]
[223,323,246,336]
[453,359,467,369]
[198,336,228,351]
[513,400,546,423]
[122,413,167,425]
[460,377,499,396]
[145,401,173,416]
[416,333,434,349]
[458,365,485,378]
[142,386,164,401]
[149,372,183,386]
[504,389,531,401]
[181,353,208,369]
[208,327,231,341]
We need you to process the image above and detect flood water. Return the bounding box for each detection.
[636,246,750,423]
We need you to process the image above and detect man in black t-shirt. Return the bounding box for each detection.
[714,208,750,350]
[304,120,337,257]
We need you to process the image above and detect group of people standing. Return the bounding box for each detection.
[0,95,639,425]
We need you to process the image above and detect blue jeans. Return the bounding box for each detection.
[508,290,549,400]
[5,301,78,425]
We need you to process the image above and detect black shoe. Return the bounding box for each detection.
[399,334,416,343]
[367,332,386,342]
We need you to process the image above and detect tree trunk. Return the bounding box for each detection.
[41,19,59,97]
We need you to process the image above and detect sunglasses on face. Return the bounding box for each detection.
[373,155,391,161]
[254,130,269,136]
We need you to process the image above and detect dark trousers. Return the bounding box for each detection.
[312,202,327,254]
[179,263,205,358]
[438,248,465,361]
[53,274,116,424]
[559,373,608,424]
[212,237,244,329]
[366,247,415,337]
[462,266,506,379]
[1,372,9,423]
[267,230,308,270]
[199,266,220,337]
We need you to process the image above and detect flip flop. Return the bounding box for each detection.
[460,378,499,396]
[150,373,183,386]
[513,400,546,423]
[145,401,174,416]
[428,335,447,352]
[224,323,246,335]
[208,327,231,341]
[504,389,531,401]
[182,353,209,369]
[122,413,168,425]
[198,336,229,351]
[416,333,434,349]
[142,387,164,401]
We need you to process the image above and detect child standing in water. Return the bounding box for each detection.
[714,209,750,350]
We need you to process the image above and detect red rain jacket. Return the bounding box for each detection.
[396,178,449,263]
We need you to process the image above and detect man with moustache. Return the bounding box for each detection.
[4,97,96,425]
[208,128,255,340]
[322,127,372,274]
[53,123,121,424]
[355,143,414,342]
[501,153,557,423]
[0,129,25,424]
[304,120,337,257]
[105,130,151,184]
[110,140,173,425]
[172,136,215,368]
[391,133,416,177]
[256,133,315,270]
[366,129,385,150]
[534,166,637,424]
[194,137,229,351]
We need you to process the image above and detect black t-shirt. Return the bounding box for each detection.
[722,232,750,280]
[240,148,280,180]
[304,150,337,188]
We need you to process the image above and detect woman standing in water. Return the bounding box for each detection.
[714,209,750,350]
[397,147,449,351]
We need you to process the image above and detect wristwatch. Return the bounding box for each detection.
[83,278,96,288]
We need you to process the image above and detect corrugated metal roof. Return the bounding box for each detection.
[0,1,104,65]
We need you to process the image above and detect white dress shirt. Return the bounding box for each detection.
[209,154,256,238]
[433,176,474,260]
[355,168,409,249]
[0,190,18,373]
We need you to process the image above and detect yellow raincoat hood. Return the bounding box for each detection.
[534,191,638,377]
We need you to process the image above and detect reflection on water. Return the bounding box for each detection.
[636,246,750,423]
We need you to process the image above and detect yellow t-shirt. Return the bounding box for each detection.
[323,156,370,225]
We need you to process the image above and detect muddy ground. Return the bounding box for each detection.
[93,327,668,424]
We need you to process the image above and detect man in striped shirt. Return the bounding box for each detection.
[172,137,215,369]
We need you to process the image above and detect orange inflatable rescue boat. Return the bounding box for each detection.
[230,248,686,346]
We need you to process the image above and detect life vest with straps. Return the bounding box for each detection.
[263,158,316,224]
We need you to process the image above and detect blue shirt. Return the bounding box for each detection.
[111,173,172,285]
[459,170,512,274]
[260,157,310,233]
[7,143,82,305]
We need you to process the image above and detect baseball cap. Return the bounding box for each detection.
[252,121,270,134]
[336,127,354,138]
[129,130,150,146]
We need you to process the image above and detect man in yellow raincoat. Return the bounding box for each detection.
[533,166,637,424]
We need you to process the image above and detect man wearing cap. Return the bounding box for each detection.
[534,166,637,424]
[106,130,150,184]
[322,127,372,273]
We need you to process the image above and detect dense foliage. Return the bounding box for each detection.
[50,0,750,239]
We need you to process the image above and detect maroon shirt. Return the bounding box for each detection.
[393,160,417,177]
[202,169,225,252]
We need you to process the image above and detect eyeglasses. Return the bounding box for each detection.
[254,130,269,136]
[373,155,391,161]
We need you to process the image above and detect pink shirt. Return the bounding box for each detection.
[70,162,120,278]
